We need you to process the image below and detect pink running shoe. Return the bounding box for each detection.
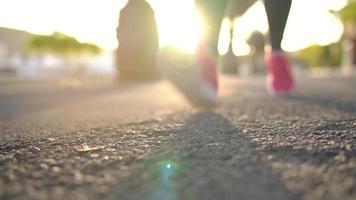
[194,43,219,106]
[265,52,294,95]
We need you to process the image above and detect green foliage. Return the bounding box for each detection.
[339,0,356,23]
[296,43,342,68]
[26,32,101,56]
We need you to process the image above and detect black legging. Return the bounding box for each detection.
[196,0,292,54]
[265,0,292,51]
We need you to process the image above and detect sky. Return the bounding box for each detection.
[0,0,348,54]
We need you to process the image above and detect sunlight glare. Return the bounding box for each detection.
[315,0,347,11]
[282,0,344,51]
[233,2,268,41]
[148,0,204,53]
[218,2,266,56]
[0,0,348,53]
[218,18,232,55]
[232,37,251,56]
[0,0,126,50]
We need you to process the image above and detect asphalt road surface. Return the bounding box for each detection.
[0,73,355,200]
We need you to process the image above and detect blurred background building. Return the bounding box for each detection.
[0,27,33,78]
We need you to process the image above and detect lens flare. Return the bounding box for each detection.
[157,161,178,179]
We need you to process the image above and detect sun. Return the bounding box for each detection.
[148,0,204,53]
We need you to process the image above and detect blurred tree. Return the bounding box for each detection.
[339,0,356,23]
[338,0,356,68]
[26,32,101,76]
[298,1,355,68]
[26,32,100,57]
[296,43,342,68]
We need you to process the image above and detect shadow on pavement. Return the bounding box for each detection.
[107,112,297,200]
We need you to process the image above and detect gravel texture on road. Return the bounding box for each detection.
[0,74,355,200]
